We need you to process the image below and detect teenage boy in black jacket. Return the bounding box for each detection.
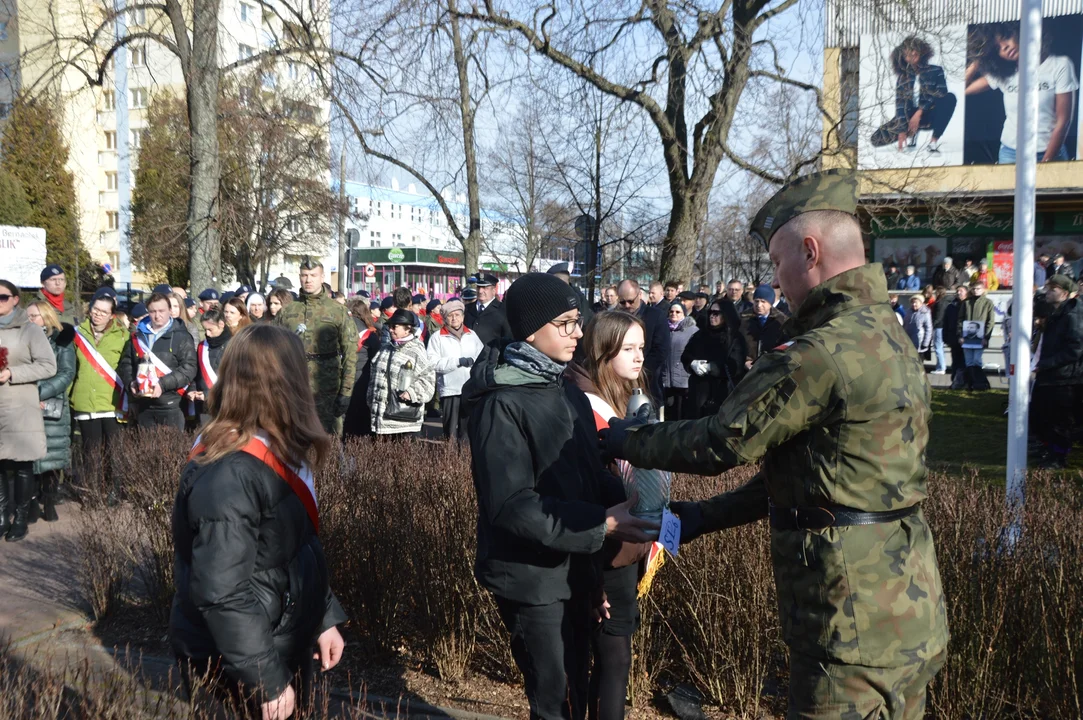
[463,273,656,720]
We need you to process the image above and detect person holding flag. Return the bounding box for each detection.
[186,307,230,425]
[71,288,130,492]
[117,292,197,431]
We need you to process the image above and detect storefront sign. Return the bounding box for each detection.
[871,213,1017,238]
[387,247,405,262]
[1053,212,1083,234]
[0,225,47,287]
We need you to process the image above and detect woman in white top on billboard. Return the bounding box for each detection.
[965,21,1079,164]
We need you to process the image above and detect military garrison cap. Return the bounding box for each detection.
[300,257,323,270]
[749,169,858,251]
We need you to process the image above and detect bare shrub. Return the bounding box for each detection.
[77,505,138,622]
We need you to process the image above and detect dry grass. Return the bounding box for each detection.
[70,430,1083,718]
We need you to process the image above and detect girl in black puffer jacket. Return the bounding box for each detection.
[171,324,347,720]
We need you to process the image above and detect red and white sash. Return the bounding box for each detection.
[197,341,218,388]
[188,433,319,533]
[73,328,128,415]
[133,335,186,395]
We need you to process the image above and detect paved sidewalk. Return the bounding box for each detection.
[0,503,90,646]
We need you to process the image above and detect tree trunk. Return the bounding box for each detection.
[660,186,710,284]
[447,0,481,279]
[187,0,221,292]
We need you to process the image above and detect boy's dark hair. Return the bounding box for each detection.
[664,280,679,291]
[393,287,413,309]
[201,307,225,324]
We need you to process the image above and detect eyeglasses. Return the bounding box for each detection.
[549,316,583,336]
[617,298,637,307]
[0,294,13,302]
[90,307,112,316]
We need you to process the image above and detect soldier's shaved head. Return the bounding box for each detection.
[769,210,866,311]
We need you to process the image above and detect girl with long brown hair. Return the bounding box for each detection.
[171,324,346,720]
[222,296,251,333]
[566,311,660,720]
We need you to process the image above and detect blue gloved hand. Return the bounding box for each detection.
[669,501,706,544]
[458,357,474,368]
[599,403,652,460]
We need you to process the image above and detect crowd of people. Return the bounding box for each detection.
[12,184,1083,717]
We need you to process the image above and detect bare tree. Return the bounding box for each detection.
[457,0,835,284]
[21,0,339,290]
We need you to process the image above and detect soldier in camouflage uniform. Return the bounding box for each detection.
[604,170,948,719]
[274,259,356,433]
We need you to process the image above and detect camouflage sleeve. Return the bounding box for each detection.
[697,472,770,532]
[338,309,357,398]
[622,341,836,476]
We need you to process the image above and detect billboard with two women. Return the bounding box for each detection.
[858,14,1082,169]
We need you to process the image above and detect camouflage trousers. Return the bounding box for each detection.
[788,649,947,720]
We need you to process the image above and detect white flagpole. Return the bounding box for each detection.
[1005,0,1042,545]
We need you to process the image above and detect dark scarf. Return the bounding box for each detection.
[206,327,231,349]
[504,341,565,383]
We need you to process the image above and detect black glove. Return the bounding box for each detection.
[334,394,351,417]
[458,357,474,368]
[669,501,706,544]
[599,404,652,460]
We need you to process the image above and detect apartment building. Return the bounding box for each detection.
[0,0,331,286]
[822,0,1083,287]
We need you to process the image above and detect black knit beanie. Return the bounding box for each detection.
[505,273,581,341]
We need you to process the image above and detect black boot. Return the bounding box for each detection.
[968,366,990,391]
[0,472,10,538]
[42,474,59,523]
[27,474,41,524]
[950,369,966,390]
[6,465,34,542]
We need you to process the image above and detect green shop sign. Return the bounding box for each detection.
[1053,212,1083,234]
[348,246,465,267]
[870,213,1019,238]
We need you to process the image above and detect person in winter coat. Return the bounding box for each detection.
[904,294,933,355]
[71,288,129,492]
[740,285,789,366]
[26,302,76,524]
[36,264,81,326]
[661,302,698,420]
[0,279,58,542]
[970,259,999,291]
[171,324,347,720]
[566,311,657,720]
[943,285,967,383]
[684,299,748,419]
[465,274,512,347]
[462,272,656,720]
[956,280,996,390]
[245,293,268,322]
[367,309,436,438]
[117,292,198,430]
[895,265,922,291]
[185,308,231,425]
[343,299,381,438]
[932,257,963,290]
[427,299,484,442]
[1030,274,1083,468]
[930,287,950,373]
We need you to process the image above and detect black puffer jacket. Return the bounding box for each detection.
[34,325,76,474]
[193,329,230,395]
[1036,297,1083,386]
[117,319,197,411]
[170,451,347,701]
[463,346,621,605]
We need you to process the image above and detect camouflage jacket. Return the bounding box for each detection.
[623,263,948,668]
[274,288,357,398]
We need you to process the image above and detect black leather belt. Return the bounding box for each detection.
[769,503,919,531]
[306,352,339,361]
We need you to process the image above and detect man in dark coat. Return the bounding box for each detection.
[546,263,594,328]
[885,263,902,291]
[465,273,512,348]
[740,284,789,366]
[616,279,670,400]
[117,291,198,430]
[1030,274,1083,468]
[932,257,963,290]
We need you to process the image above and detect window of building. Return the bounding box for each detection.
[288,61,298,79]
[239,86,253,106]
[130,45,146,67]
[128,7,146,25]
[376,201,382,217]
[130,87,148,108]
[107,211,119,230]
[239,2,254,22]
[104,131,117,150]
[0,103,11,119]
[238,44,255,61]
[99,191,106,206]
[261,72,276,89]
[103,90,115,110]
[0,21,8,42]
[130,129,148,148]
[106,171,118,190]
[288,217,301,233]
[839,47,859,149]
